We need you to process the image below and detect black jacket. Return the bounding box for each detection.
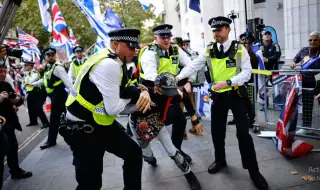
[263,42,281,70]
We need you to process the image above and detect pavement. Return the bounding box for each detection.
[2,115,320,190]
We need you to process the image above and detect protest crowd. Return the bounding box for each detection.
[0,0,320,190]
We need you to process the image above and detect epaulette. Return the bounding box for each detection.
[207,42,215,58]
[148,43,158,51]
[228,40,240,60]
[171,44,179,55]
[108,52,117,59]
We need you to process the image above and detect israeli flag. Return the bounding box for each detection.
[138,0,151,11]
[37,0,52,32]
[79,0,102,17]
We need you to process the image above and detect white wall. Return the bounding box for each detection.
[163,0,182,37]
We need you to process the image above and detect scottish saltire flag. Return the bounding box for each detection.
[189,0,200,13]
[69,28,79,48]
[38,0,52,32]
[138,0,151,11]
[51,0,69,43]
[275,77,313,157]
[17,27,39,45]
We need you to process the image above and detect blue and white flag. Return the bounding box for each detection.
[138,0,151,11]
[189,0,200,13]
[38,0,52,32]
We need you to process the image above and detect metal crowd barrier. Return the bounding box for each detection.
[250,69,320,140]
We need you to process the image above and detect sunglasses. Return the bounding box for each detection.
[309,39,319,42]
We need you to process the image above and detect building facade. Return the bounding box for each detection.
[163,0,320,61]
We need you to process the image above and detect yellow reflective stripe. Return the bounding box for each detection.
[75,94,96,112]
[53,80,62,87]
[252,69,272,76]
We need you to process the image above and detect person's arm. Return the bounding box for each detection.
[53,65,73,89]
[176,52,207,81]
[178,48,196,81]
[89,59,132,116]
[292,48,305,64]
[140,49,159,81]
[31,79,43,87]
[230,47,252,86]
[68,62,75,82]
[26,72,39,85]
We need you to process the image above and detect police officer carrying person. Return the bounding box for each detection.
[261,31,281,70]
[23,60,50,129]
[63,28,151,190]
[68,46,87,82]
[139,24,204,163]
[28,48,73,149]
[175,16,269,190]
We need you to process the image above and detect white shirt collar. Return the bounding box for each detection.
[217,39,231,52]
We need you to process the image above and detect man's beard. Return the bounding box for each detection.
[47,60,55,64]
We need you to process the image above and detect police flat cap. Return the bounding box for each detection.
[183,39,190,43]
[43,47,56,56]
[108,28,141,49]
[152,24,173,38]
[23,60,35,65]
[73,46,84,53]
[208,16,232,30]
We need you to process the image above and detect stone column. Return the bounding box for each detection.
[284,0,320,60]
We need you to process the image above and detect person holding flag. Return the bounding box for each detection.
[68,46,87,82]
[175,16,269,190]
[23,60,50,129]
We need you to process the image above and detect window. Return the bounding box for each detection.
[254,0,266,4]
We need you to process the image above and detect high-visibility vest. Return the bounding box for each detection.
[24,70,40,92]
[138,43,180,82]
[43,63,63,94]
[205,41,244,93]
[65,49,123,126]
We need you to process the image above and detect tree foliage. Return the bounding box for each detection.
[9,0,163,48]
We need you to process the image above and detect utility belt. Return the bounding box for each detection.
[208,85,248,101]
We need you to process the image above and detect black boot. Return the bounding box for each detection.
[41,124,50,129]
[185,171,202,190]
[26,123,38,127]
[143,155,157,167]
[10,168,32,179]
[180,151,192,163]
[227,119,235,125]
[208,161,227,174]
[249,170,269,190]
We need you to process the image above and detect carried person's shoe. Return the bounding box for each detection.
[185,171,202,190]
[40,141,56,150]
[208,161,227,174]
[10,168,32,179]
[143,155,157,167]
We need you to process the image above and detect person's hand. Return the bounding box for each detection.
[175,76,181,83]
[290,62,296,69]
[25,84,32,87]
[190,122,204,136]
[260,46,264,52]
[0,91,8,102]
[213,81,228,91]
[136,90,151,113]
[184,82,192,93]
[0,116,6,125]
[315,93,320,99]
[177,89,183,99]
[0,46,6,59]
[263,57,269,62]
[138,84,148,91]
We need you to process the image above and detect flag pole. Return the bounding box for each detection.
[84,42,96,55]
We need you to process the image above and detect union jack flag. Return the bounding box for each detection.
[51,0,69,43]
[69,28,78,48]
[275,75,313,157]
[17,27,39,45]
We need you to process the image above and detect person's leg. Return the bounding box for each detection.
[157,127,201,190]
[0,128,7,189]
[102,121,143,190]
[26,92,38,125]
[302,89,314,127]
[231,93,268,190]
[165,104,191,162]
[35,92,49,127]
[3,125,32,179]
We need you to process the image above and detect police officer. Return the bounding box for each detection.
[262,31,281,70]
[176,16,269,190]
[139,24,200,163]
[68,46,87,82]
[29,48,72,149]
[23,61,49,129]
[64,28,150,190]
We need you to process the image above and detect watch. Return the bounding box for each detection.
[226,79,232,86]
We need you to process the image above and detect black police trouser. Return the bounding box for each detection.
[68,121,142,190]
[164,103,187,152]
[302,89,314,127]
[47,91,67,144]
[2,125,19,172]
[211,91,259,171]
[27,90,49,125]
[0,126,7,190]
